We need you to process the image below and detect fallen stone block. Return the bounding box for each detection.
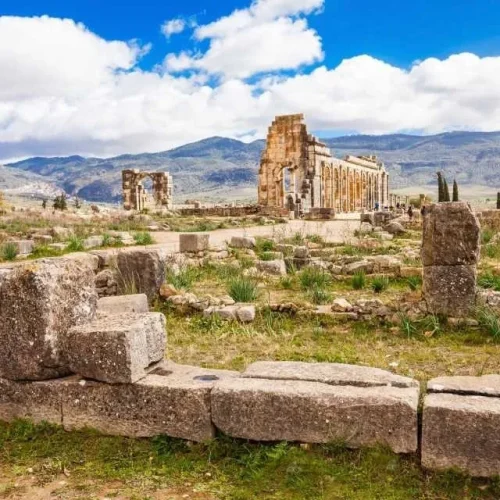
[423,264,477,317]
[385,221,406,235]
[116,248,165,302]
[399,267,422,278]
[256,259,287,276]
[97,294,149,314]
[179,233,210,253]
[427,374,500,398]
[344,260,375,275]
[422,202,480,267]
[230,236,256,249]
[83,235,104,249]
[203,304,256,323]
[422,392,500,477]
[212,377,419,453]
[64,312,166,384]
[62,362,238,441]
[10,239,34,255]
[0,257,98,380]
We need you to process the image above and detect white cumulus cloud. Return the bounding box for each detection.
[161,18,186,38]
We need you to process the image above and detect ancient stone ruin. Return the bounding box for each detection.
[122,169,173,211]
[422,202,480,317]
[258,114,389,218]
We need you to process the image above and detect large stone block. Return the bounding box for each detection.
[0,257,98,380]
[422,392,500,477]
[179,233,210,253]
[212,378,419,453]
[97,294,149,315]
[423,264,476,317]
[422,202,480,267]
[256,259,287,276]
[62,362,238,441]
[427,374,500,397]
[230,236,256,249]
[64,312,166,384]
[242,361,418,388]
[116,248,165,302]
[10,239,34,255]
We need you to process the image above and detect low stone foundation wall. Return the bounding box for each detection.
[177,205,289,218]
[477,209,500,231]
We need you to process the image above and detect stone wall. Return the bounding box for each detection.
[477,209,500,231]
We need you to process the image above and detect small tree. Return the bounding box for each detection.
[497,192,500,210]
[443,178,451,202]
[41,199,47,209]
[74,197,82,209]
[437,172,444,202]
[53,193,68,211]
[452,180,459,202]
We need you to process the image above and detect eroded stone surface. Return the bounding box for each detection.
[97,294,149,315]
[0,257,98,380]
[212,378,418,452]
[64,313,166,384]
[179,233,210,253]
[242,361,418,388]
[428,375,500,397]
[230,236,256,249]
[422,393,500,477]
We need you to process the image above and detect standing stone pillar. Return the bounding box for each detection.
[422,202,480,317]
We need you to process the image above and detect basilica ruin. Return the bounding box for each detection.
[258,114,390,217]
[122,169,173,211]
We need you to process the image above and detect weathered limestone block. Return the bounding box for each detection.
[211,378,419,453]
[0,257,98,380]
[422,392,500,477]
[422,202,480,267]
[64,312,166,384]
[428,374,500,397]
[83,235,104,249]
[179,233,210,253]
[89,249,118,269]
[385,221,406,236]
[256,259,287,276]
[230,236,256,249]
[204,304,256,323]
[343,260,375,275]
[62,362,238,441]
[242,361,418,389]
[10,239,34,255]
[399,267,422,278]
[116,248,165,302]
[97,294,149,315]
[423,265,476,317]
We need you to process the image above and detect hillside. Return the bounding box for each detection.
[4,131,500,202]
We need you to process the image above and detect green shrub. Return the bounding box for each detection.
[228,277,258,302]
[289,232,305,245]
[306,234,325,245]
[66,235,84,252]
[407,276,422,291]
[133,232,154,245]
[351,271,366,290]
[0,242,18,261]
[299,266,330,290]
[166,266,200,291]
[478,272,500,291]
[30,245,62,259]
[337,245,360,256]
[483,243,500,259]
[371,276,389,294]
[399,313,417,338]
[259,251,275,261]
[255,238,275,253]
[308,286,332,305]
[481,228,495,245]
[279,276,294,290]
[476,307,500,340]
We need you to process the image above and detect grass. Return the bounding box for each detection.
[29,244,63,259]
[255,237,275,253]
[165,265,201,291]
[308,286,333,305]
[299,266,331,290]
[478,272,500,291]
[352,271,366,290]
[66,235,84,252]
[0,242,18,261]
[133,231,154,245]
[476,307,500,340]
[483,243,500,259]
[407,276,422,291]
[481,228,496,245]
[228,276,259,302]
[0,421,498,500]
[259,251,277,261]
[371,275,390,293]
[280,275,295,290]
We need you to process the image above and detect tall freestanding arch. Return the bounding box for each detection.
[122,169,173,211]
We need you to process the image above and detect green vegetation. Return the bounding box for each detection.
[165,266,201,291]
[66,235,84,252]
[371,275,390,294]
[476,307,500,340]
[0,242,18,261]
[133,231,154,245]
[352,271,366,290]
[228,276,259,302]
[30,244,63,259]
[481,228,495,245]
[259,251,276,261]
[453,179,459,202]
[255,237,275,253]
[308,286,333,305]
[299,266,331,290]
[407,275,422,291]
[52,193,67,210]
[280,275,295,290]
[478,271,500,291]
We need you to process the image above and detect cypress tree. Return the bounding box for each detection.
[437,172,444,202]
[497,192,500,210]
[452,180,459,202]
[443,178,451,202]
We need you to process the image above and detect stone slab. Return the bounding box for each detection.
[212,378,419,453]
[242,361,418,388]
[422,393,500,477]
[64,312,166,384]
[423,264,477,317]
[0,257,98,380]
[10,240,34,255]
[97,294,149,315]
[230,236,256,249]
[421,202,480,267]
[428,375,500,397]
[179,233,210,253]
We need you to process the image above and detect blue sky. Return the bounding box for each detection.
[1,0,500,159]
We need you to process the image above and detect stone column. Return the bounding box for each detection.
[422,202,480,317]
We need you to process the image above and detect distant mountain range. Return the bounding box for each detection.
[3,131,500,203]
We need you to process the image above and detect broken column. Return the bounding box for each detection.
[422,202,480,317]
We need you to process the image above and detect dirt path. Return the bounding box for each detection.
[149,217,361,253]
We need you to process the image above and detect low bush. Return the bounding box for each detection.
[308,286,332,305]
[0,242,18,261]
[66,235,84,252]
[476,307,500,340]
[371,276,389,294]
[299,266,331,290]
[166,266,200,291]
[228,277,259,302]
[133,232,154,245]
[351,271,366,290]
[407,276,422,291]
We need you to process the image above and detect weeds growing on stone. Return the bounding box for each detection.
[299,266,331,290]
[280,275,295,290]
[407,276,422,291]
[478,272,500,291]
[259,251,276,261]
[166,266,200,291]
[352,271,366,290]
[255,237,275,253]
[30,245,63,259]
[481,228,495,245]
[228,276,259,302]
[0,242,18,261]
[133,231,154,245]
[308,286,333,305]
[476,307,500,340]
[399,313,417,338]
[66,235,84,252]
[371,275,390,293]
